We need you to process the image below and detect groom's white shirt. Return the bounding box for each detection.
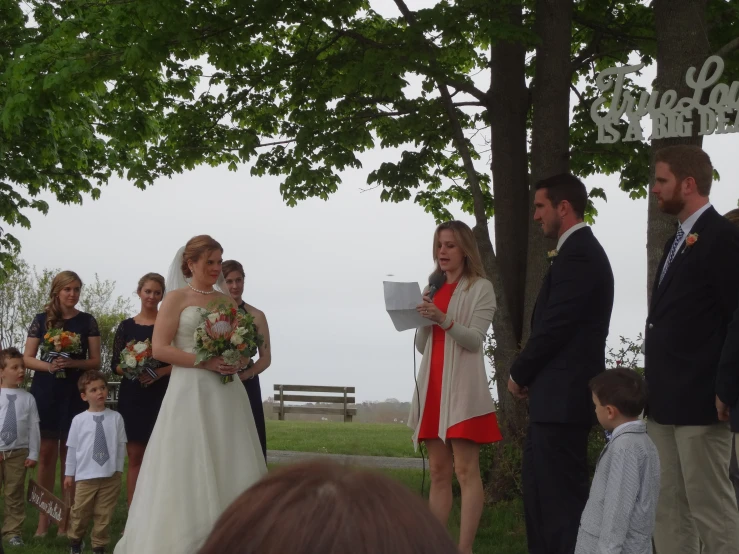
[557,221,588,251]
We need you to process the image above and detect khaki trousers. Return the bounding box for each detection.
[68,473,122,549]
[648,420,739,554]
[0,448,28,538]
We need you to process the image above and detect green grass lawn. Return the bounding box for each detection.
[265,419,422,458]
[2,422,527,553]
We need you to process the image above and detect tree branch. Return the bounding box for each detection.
[337,26,489,103]
[256,139,296,148]
[453,101,484,108]
[714,36,739,58]
[570,29,603,74]
[570,83,584,104]
[393,0,489,226]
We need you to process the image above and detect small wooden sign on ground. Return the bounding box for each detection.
[27,479,71,529]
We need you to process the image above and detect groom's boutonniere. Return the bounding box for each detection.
[682,232,699,253]
[547,249,558,263]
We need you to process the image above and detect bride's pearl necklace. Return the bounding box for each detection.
[187,281,216,295]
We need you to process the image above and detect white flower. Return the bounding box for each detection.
[133,342,148,354]
[231,334,244,346]
[207,313,219,324]
[123,354,137,368]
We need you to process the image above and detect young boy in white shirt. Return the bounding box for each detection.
[0,348,39,547]
[64,370,126,554]
[575,368,660,554]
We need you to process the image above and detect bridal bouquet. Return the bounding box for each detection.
[119,339,158,386]
[193,301,263,384]
[40,329,82,379]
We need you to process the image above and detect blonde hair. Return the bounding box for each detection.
[45,271,83,330]
[137,272,166,294]
[431,221,486,287]
[181,235,223,278]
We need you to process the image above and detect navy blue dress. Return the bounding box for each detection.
[111,318,170,443]
[240,302,266,460]
[28,312,100,440]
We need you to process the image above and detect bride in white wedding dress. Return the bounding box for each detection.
[114,235,267,554]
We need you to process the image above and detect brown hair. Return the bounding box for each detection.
[655,145,713,196]
[725,208,739,227]
[181,235,223,278]
[222,260,245,279]
[0,347,24,369]
[535,173,588,219]
[198,461,459,554]
[77,370,107,394]
[589,368,647,418]
[432,221,486,287]
[137,272,166,294]
[45,271,83,330]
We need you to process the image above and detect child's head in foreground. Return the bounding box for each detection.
[198,460,460,554]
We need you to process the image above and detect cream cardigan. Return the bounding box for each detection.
[408,276,497,448]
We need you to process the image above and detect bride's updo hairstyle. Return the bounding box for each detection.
[181,235,223,278]
[197,461,459,554]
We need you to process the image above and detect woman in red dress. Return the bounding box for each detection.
[410,220,502,554]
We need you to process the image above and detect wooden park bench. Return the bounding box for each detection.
[273,385,357,422]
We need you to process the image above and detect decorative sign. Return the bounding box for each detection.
[591,55,739,143]
[27,479,70,528]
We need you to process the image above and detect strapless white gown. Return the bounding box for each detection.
[114,306,267,554]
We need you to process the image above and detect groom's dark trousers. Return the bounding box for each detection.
[510,226,614,554]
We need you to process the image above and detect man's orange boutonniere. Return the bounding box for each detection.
[685,233,699,248]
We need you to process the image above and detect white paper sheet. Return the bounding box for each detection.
[383,281,434,332]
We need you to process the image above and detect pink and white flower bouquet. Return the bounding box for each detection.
[193,301,263,384]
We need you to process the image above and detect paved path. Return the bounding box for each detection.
[267,450,425,470]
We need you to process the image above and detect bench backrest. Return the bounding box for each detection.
[273,384,356,422]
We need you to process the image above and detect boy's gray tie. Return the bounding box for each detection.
[92,415,110,466]
[1,394,18,445]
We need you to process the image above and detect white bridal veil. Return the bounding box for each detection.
[165,245,229,296]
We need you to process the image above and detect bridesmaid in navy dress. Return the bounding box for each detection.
[111,273,171,507]
[22,270,101,537]
[222,260,271,460]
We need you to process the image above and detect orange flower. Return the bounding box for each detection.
[686,233,699,247]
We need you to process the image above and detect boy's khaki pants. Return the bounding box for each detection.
[68,473,122,549]
[0,448,28,538]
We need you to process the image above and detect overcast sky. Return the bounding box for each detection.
[11,1,739,403]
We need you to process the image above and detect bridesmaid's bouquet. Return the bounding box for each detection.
[40,329,82,379]
[119,339,158,386]
[193,301,263,384]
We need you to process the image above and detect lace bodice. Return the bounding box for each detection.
[174,306,205,354]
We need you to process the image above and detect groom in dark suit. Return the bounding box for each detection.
[508,173,614,554]
[645,145,739,554]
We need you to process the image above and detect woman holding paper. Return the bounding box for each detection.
[411,220,501,554]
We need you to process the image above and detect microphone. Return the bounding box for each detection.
[426,271,446,301]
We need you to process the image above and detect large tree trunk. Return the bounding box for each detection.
[522,0,573,341]
[647,0,710,303]
[485,0,532,502]
[489,1,529,344]
[481,0,574,502]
